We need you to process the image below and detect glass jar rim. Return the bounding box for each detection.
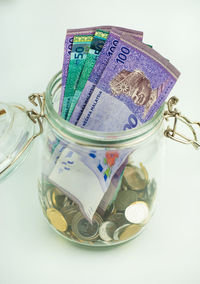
[45,71,165,148]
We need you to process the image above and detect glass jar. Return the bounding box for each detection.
[0,71,199,247]
[39,71,165,247]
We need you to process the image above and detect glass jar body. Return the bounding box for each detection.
[38,72,165,247]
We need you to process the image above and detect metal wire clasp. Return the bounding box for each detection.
[164,96,200,149]
[26,93,45,138]
[0,93,46,177]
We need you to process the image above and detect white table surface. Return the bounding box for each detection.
[0,0,200,283]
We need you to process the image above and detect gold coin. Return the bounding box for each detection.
[119,224,143,241]
[46,208,68,232]
[51,189,65,209]
[123,164,148,191]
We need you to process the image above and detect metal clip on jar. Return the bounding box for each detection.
[0,71,199,247]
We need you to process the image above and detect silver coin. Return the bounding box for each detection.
[125,201,149,224]
[99,221,117,242]
[113,224,130,241]
[115,190,137,211]
[71,212,103,241]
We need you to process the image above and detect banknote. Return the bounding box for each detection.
[69,29,143,125]
[59,27,99,115]
[66,29,109,120]
[97,158,128,216]
[77,34,180,132]
[59,33,73,115]
[61,33,94,119]
[49,144,131,221]
[59,26,143,115]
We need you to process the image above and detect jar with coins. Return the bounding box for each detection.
[0,71,199,247]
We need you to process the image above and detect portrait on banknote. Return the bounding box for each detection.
[110,69,161,119]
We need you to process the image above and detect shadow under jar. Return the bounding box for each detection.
[38,71,165,247]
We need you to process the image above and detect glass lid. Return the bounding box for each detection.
[0,102,35,183]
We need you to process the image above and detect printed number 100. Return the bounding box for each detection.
[116,46,130,64]
[123,114,138,130]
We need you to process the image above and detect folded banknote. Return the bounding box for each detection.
[49,143,131,221]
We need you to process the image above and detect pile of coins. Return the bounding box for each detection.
[39,163,157,246]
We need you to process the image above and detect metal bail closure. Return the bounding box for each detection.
[164,96,200,150]
[0,93,45,182]
[26,93,45,137]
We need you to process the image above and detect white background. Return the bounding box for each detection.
[0,0,200,283]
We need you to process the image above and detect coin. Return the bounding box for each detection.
[46,208,68,232]
[41,177,55,193]
[63,230,73,239]
[119,224,143,241]
[45,189,54,208]
[99,221,117,242]
[125,201,149,224]
[61,205,79,226]
[71,212,103,241]
[139,162,149,181]
[107,213,127,227]
[146,179,157,206]
[62,196,73,208]
[115,190,137,211]
[52,189,66,209]
[136,190,147,201]
[103,203,115,220]
[123,164,148,191]
[113,224,130,240]
[121,182,129,191]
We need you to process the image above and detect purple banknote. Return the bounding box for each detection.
[59,26,143,115]
[77,34,180,132]
[70,28,143,125]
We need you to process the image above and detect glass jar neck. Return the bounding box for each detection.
[45,71,165,148]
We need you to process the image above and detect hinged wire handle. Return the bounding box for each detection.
[0,93,45,176]
[164,96,200,150]
[26,93,45,138]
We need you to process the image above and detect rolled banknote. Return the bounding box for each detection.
[59,26,143,116]
[69,28,143,125]
[66,29,109,120]
[97,158,128,216]
[49,144,131,221]
[77,34,180,131]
